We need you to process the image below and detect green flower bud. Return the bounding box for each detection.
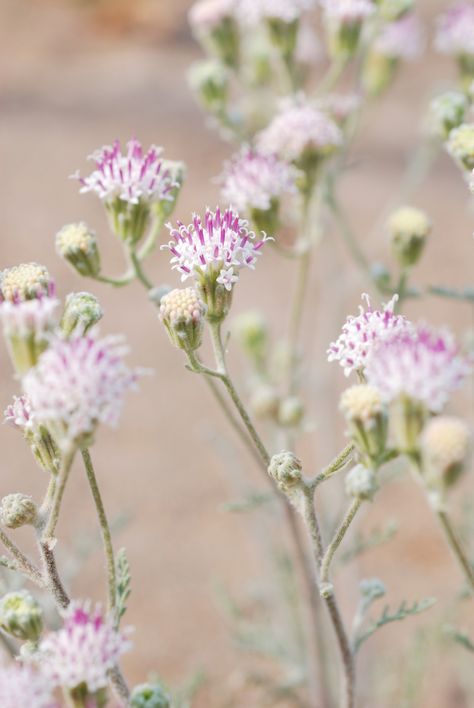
[131,682,171,708]
[152,161,186,225]
[387,206,430,268]
[188,60,229,115]
[268,451,303,493]
[430,91,467,139]
[159,287,205,352]
[233,311,267,363]
[0,590,43,642]
[446,123,474,172]
[55,222,101,278]
[278,396,304,427]
[60,292,103,337]
[0,493,38,529]
[345,464,378,501]
[391,394,427,458]
[340,385,388,464]
[106,197,151,245]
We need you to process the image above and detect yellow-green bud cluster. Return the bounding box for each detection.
[0,493,37,529]
[387,206,430,268]
[0,590,43,643]
[430,91,467,139]
[61,292,103,337]
[268,451,303,494]
[447,123,474,171]
[0,263,51,302]
[340,385,387,464]
[421,416,471,489]
[188,60,229,115]
[159,288,205,352]
[56,222,101,278]
[345,464,378,501]
[131,682,171,708]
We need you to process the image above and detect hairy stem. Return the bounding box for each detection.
[81,448,117,613]
[42,446,76,543]
[320,499,362,590]
[436,509,474,592]
[0,529,44,587]
[38,541,70,609]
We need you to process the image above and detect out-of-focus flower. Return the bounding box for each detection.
[0,493,38,529]
[327,293,410,377]
[387,206,431,268]
[22,333,139,446]
[0,263,54,303]
[268,451,303,493]
[421,416,471,488]
[38,600,132,693]
[318,93,361,126]
[320,0,375,58]
[56,223,101,279]
[447,123,474,171]
[295,20,324,65]
[374,13,425,59]
[365,326,471,412]
[278,396,305,427]
[159,287,205,352]
[0,663,55,708]
[429,91,468,139]
[345,463,378,501]
[189,0,240,67]
[250,385,279,419]
[131,681,172,708]
[163,207,270,321]
[189,0,236,29]
[235,0,315,25]
[0,590,43,643]
[4,395,60,473]
[435,2,474,57]
[188,59,230,115]
[72,139,179,245]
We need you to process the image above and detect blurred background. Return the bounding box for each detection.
[1,0,474,705]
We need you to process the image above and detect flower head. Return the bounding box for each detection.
[38,600,132,692]
[328,293,410,376]
[435,2,474,57]
[189,0,236,29]
[447,123,474,171]
[22,333,139,444]
[159,287,205,352]
[374,14,425,60]
[0,263,55,303]
[235,0,315,25]
[365,326,471,412]
[0,298,59,340]
[219,147,298,213]
[421,416,471,486]
[320,0,374,23]
[256,97,342,163]
[163,207,269,292]
[73,138,178,207]
[0,663,55,708]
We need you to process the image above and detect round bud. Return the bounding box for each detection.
[0,263,53,302]
[159,287,205,352]
[0,493,37,529]
[447,123,474,171]
[61,292,103,337]
[268,451,303,493]
[56,222,101,278]
[188,59,229,115]
[340,385,387,463]
[387,206,430,268]
[0,590,43,642]
[249,385,279,419]
[278,396,304,427]
[345,464,378,501]
[430,91,467,139]
[340,384,382,423]
[421,416,471,488]
[131,682,171,708]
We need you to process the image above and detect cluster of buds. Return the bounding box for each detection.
[0,590,43,644]
[56,222,101,279]
[345,463,379,501]
[0,492,38,529]
[387,205,431,268]
[189,0,240,69]
[268,451,303,500]
[159,287,206,353]
[429,91,468,140]
[435,1,474,89]
[446,123,474,172]
[420,416,471,499]
[340,384,388,465]
[131,681,172,708]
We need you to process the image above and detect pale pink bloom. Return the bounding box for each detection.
[365,325,471,412]
[0,663,56,708]
[374,14,425,60]
[162,207,270,291]
[38,601,132,693]
[72,138,178,206]
[4,394,35,431]
[219,147,298,213]
[328,294,411,377]
[22,333,139,442]
[235,0,315,24]
[256,96,342,162]
[320,0,374,23]
[189,0,236,29]
[0,297,59,339]
[435,1,474,56]
[318,93,361,124]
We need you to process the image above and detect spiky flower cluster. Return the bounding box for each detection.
[0,263,54,302]
[73,138,178,206]
[365,326,471,412]
[22,333,139,443]
[0,663,55,708]
[435,1,474,57]
[235,0,315,25]
[219,147,297,213]
[328,294,410,376]
[163,207,270,291]
[320,0,374,23]
[256,97,342,163]
[374,14,424,60]
[38,600,132,692]
[0,297,59,339]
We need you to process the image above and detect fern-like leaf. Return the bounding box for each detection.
[115,547,131,623]
[354,597,436,652]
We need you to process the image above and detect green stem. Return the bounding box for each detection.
[313,444,355,487]
[128,247,153,290]
[320,499,362,591]
[38,541,70,609]
[96,271,134,288]
[81,449,117,613]
[41,446,76,543]
[436,509,474,592]
[317,56,349,96]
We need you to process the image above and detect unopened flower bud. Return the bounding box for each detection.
[233,311,267,362]
[61,292,103,337]
[0,590,43,643]
[430,91,467,139]
[266,18,299,64]
[268,451,303,493]
[421,416,471,489]
[153,161,186,225]
[249,385,279,419]
[188,60,229,115]
[278,396,304,427]
[159,288,205,352]
[56,222,101,278]
[0,493,38,529]
[447,123,474,172]
[189,0,240,68]
[340,385,388,463]
[345,464,378,501]
[322,0,374,59]
[391,394,428,457]
[131,681,171,708]
[0,263,54,302]
[387,206,430,268]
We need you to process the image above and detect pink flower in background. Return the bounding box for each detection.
[72,138,178,206]
[235,0,315,25]
[375,14,425,60]
[189,0,236,29]
[4,394,35,431]
[23,333,139,442]
[38,601,132,693]
[0,663,56,708]
[435,1,474,56]
[365,325,471,412]
[219,147,298,213]
[328,294,411,376]
[320,0,374,23]
[163,207,270,291]
[0,297,59,339]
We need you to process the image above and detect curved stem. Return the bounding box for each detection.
[313,444,355,488]
[0,529,44,587]
[128,248,153,290]
[81,449,117,613]
[436,509,474,592]
[96,271,134,288]
[320,499,362,590]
